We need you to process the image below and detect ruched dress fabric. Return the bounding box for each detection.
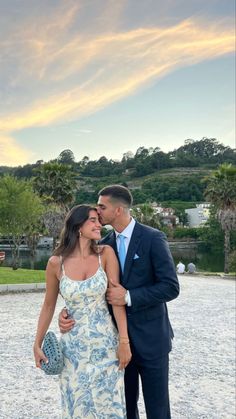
[59,258,126,419]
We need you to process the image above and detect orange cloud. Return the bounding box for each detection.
[0,19,234,134]
[0,10,235,164]
[0,134,33,166]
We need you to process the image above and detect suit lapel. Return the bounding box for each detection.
[102,223,142,285]
[123,222,142,284]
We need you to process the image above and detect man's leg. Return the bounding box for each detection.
[139,355,170,419]
[125,358,140,419]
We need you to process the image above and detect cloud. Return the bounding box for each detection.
[77,129,92,134]
[0,134,33,166]
[0,19,234,131]
[0,1,235,165]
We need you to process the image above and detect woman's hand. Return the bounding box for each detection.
[117,342,132,370]
[33,344,48,369]
[58,308,75,333]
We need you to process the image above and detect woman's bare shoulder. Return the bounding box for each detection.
[98,244,115,255]
[47,255,61,269]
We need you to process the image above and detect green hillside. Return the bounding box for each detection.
[0,137,235,207]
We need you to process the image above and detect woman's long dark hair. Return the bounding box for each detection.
[54,205,99,259]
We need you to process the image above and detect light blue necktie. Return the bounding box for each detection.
[118,234,126,272]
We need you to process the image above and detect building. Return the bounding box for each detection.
[185,203,210,227]
[151,202,179,227]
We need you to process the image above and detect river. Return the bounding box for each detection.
[1,241,224,272]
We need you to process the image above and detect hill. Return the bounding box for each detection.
[0,137,235,207]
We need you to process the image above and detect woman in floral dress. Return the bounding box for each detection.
[34,205,131,418]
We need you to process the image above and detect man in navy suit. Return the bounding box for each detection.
[97,185,179,419]
[59,185,179,418]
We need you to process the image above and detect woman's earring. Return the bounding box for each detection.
[79,231,82,237]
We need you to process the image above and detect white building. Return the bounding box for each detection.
[185,203,210,227]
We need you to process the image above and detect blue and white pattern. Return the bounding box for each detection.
[59,262,126,418]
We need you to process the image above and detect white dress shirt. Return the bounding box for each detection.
[114,217,136,306]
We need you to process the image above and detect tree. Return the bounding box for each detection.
[42,205,65,249]
[57,149,75,165]
[0,175,44,269]
[168,138,236,167]
[204,164,236,273]
[33,162,77,210]
[132,204,161,228]
[80,156,89,167]
[229,250,236,272]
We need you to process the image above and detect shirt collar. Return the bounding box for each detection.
[115,217,136,239]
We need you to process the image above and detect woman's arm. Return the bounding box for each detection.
[104,246,132,370]
[33,256,60,368]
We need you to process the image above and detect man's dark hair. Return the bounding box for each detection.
[98,184,133,208]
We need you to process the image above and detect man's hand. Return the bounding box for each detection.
[58,308,75,333]
[106,282,127,306]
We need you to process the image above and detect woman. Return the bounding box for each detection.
[33,205,131,418]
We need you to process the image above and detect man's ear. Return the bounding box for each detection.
[115,206,123,216]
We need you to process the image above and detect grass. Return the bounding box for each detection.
[0,267,45,284]
[0,267,234,285]
[196,271,235,278]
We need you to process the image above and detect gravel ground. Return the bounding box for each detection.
[0,275,235,419]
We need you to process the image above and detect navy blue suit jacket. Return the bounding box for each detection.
[101,221,179,363]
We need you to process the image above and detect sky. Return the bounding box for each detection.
[0,0,235,167]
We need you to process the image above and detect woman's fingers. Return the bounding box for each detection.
[118,354,132,370]
[58,308,75,333]
[34,347,48,368]
[118,360,131,370]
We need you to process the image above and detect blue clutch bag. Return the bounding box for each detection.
[41,331,64,375]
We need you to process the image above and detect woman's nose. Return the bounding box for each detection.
[95,219,102,227]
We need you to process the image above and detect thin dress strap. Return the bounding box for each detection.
[60,255,65,276]
[98,253,102,267]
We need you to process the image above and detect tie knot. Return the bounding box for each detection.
[119,234,125,241]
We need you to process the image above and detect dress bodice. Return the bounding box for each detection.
[59,263,108,321]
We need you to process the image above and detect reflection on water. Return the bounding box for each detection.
[2,248,53,271]
[1,242,224,272]
[170,242,224,272]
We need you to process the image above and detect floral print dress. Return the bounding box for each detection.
[59,256,126,418]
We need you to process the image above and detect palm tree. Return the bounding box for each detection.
[33,162,77,211]
[204,164,236,273]
[132,204,161,228]
[33,162,77,248]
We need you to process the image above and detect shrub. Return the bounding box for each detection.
[228,250,236,272]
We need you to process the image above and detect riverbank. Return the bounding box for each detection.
[0,274,235,418]
[0,267,235,293]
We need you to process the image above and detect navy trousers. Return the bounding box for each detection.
[124,354,171,419]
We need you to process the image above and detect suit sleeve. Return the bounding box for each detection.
[129,231,179,311]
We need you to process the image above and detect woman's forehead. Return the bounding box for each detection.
[88,209,98,217]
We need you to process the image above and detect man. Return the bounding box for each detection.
[187,262,196,274]
[59,185,179,419]
[176,261,185,274]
